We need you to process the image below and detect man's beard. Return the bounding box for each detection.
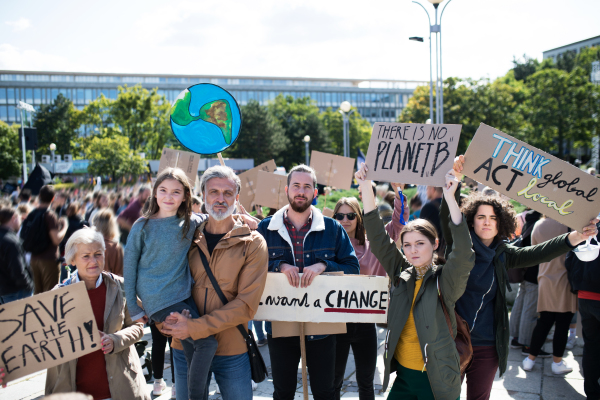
[288,193,313,213]
[207,201,236,221]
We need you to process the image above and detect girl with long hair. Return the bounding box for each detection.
[332,189,408,400]
[123,167,218,400]
[449,155,598,400]
[92,208,123,276]
[356,163,475,400]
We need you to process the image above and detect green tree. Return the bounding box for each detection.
[223,100,288,165]
[110,84,172,159]
[0,121,22,179]
[512,54,540,81]
[84,135,147,180]
[320,106,372,157]
[268,95,332,169]
[33,94,81,155]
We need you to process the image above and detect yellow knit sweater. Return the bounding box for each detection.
[394,279,426,371]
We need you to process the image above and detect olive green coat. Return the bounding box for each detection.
[440,193,575,377]
[364,209,475,399]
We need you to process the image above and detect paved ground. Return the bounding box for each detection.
[3,325,587,400]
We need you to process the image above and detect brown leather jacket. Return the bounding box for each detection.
[173,215,268,356]
[45,272,149,400]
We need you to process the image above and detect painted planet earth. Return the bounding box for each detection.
[170,84,242,154]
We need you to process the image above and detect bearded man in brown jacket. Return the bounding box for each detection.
[162,165,268,400]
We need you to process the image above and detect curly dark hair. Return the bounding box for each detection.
[461,192,517,240]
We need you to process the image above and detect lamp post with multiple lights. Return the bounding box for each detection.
[410,0,452,124]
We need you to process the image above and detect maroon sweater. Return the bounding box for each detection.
[76,282,111,400]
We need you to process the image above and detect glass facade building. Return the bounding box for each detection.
[0,70,426,127]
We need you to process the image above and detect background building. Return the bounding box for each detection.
[0,70,425,127]
[543,35,600,62]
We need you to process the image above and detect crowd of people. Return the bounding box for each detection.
[1,155,599,400]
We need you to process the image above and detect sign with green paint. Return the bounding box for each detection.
[170,84,242,155]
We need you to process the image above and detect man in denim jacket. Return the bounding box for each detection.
[257,164,360,400]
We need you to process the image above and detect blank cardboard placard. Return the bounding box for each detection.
[254,171,288,210]
[365,123,462,186]
[237,160,277,210]
[463,123,600,231]
[310,151,355,190]
[158,147,200,187]
[0,282,101,383]
[254,273,389,324]
[322,207,334,218]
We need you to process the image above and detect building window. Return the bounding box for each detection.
[0,106,6,121]
[85,89,93,104]
[99,76,120,83]
[77,89,84,104]
[7,106,15,121]
[0,88,5,104]
[1,74,25,81]
[59,88,69,99]
[109,89,117,100]
[25,88,33,104]
[145,77,160,83]
[34,88,42,104]
[51,75,74,82]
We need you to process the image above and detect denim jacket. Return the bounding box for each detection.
[257,205,360,339]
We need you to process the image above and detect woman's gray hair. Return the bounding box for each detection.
[200,166,241,196]
[64,228,106,265]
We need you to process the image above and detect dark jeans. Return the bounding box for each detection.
[268,333,336,400]
[151,297,218,400]
[529,311,574,358]
[149,323,173,381]
[388,359,440,400]
[462,345,498,400]
[334,323,377,400]
[580,298,600,399]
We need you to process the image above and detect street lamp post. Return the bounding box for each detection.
[410,0,452,123]
[16,101,35,185]
[339,101,354,158]
[49,143,56,176]
[303,135,311,165]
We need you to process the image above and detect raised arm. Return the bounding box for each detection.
[386,183,409,242]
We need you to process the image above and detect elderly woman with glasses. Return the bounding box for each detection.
[44,228,150,400]
[331,184,409,400]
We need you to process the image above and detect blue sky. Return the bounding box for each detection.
[1,0,599,82]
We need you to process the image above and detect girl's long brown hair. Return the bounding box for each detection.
[333,197,365,246]
[143,167,193,239]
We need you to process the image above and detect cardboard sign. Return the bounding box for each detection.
[158,147,200,186]
[0,282,101,383]
[365,123,462,186]
[310,151,355,190]
[322,207,335,218]
[254,171,288,210]
[237,160,277,210]
[254,273,389,323]
[463,123,600,231]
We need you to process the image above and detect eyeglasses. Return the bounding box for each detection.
[334,212,357,221]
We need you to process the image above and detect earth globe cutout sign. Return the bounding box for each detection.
[170,84,242,155]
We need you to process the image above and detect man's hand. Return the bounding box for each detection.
[390,183,405,195]
[453,155,465,179]
[280,263,300,288]
[99,331,114,354]
[301,263,326,288]
[160,312,191,340]
[164,309,192,325]
[238,204,259,230]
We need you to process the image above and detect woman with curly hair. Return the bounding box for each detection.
[447,155,599,400]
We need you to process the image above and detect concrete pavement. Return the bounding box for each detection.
[2,325,588,399]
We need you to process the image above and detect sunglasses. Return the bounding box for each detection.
[334,212,357,221]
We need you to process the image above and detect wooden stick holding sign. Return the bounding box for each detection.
[364,123,462,186]
[300,322,308,400]
[462,123,600,231]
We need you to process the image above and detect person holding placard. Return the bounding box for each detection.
[447,155,599,400]
[257,164,360,400]
[356,162,475,400]
[45,228,150,400]
[332,187,408,400]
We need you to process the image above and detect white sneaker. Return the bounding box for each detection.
[522,357,535,371]
[153,379,166,395]
[251,380,258,391]
[566,335,577,350]
[171,385,176,399]
[552,360,573,375]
